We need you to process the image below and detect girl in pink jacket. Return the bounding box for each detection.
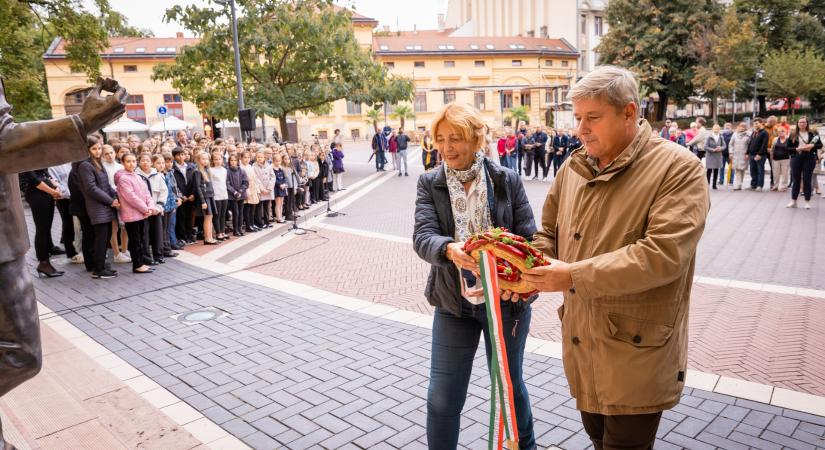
[115,153,156,274]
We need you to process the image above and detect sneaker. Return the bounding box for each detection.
[68,254,84,264]
[113,253,132,264]
[804,201,811,209]
[92,269,117,279]
[786,201,797,208]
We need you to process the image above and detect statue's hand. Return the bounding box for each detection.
[78,77,128,135]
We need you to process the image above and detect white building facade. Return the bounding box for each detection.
[445,0,608,75]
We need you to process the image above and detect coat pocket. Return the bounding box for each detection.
[557,303,565,322]
[607,313,673,348]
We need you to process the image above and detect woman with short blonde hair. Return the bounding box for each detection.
[413,102,537,448]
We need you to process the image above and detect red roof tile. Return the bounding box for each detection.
[45,36,200,58]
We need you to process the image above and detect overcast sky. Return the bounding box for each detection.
[107,0,449,37]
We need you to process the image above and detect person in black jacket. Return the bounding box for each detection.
[786,117,823,209]
[21,169,63,277]
[413,103,536,449]
[226,154,249,236]
[172,147,196,244]
[68,159,96,273]
[77,136,120,279]
[552,128,569,178]
[747,118,770,190]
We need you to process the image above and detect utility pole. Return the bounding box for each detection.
[216,0,246,141]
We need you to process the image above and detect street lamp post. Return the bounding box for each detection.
[216,0,246,140]
[753,69,764,119]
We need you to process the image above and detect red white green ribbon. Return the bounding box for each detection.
[479,250,520,450]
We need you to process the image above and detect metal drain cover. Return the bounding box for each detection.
[172,307,228,325]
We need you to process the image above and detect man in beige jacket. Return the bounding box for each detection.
[522,66,710,449]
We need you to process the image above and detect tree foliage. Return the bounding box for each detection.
[389,104,415,129]
[735,0,805,49]
[505,105,530,127]
[152,0,414,140]
[0,0,145,121]
[692,7,765,121]
[598,0,721,120]
[761,46,825,115]
[365,106,381,134]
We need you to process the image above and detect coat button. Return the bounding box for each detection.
[569,288,576,294]
[574,232,581,240]
[587,181,595,188]
[572,336,580,345]
[632,335,642,344]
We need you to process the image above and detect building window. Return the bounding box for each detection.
[540,26,548,38]
[595,16,604,36]
[125,94,145,124]
[414,92,428,112]
[526,30,535,37]
[384,62,395,69]
[443,90,456,104]
[163,93,184,120]
[350,129,360,140]
[474,60,485,67]
[444,61,455,68]
[521,92,531,108]
[414,61,425,68]
[124,65,137,73]
[581,15,587,33]
[546,90,553,104]
[135,47,145,53]
[113,47,124,53]
[502,91,513,109]
[346,100,362,115]
[512,60,522,67]
[385,103,395,114]
[474,91,486,110]
[561,86,570,100]
[561,60,569,67]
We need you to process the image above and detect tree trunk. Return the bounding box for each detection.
[656,90,669,122]
[279,115,291,143]
[711,94,718,125]
[400,117,405,130]
[372,120,378,134]
[758,95,767,118]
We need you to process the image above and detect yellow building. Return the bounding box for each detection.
[43,34,203,131]
[42,9,578,142]
[301,29,578,141]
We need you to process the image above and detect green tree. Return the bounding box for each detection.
[735,0,804,49]
[598,0,721,121]
[692,7,765,123]
[761,47,825,117]
[153,0,413,142]
[505,105,530,127]
[389,104,415,130]
[0,0,145,121]
[365,106,381,134]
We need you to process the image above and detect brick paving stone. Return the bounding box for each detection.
[720,404,750,422]
[728,431,783,450]
[220,418,258,438]
[664,431,716,450]
[797,422,825,436]
[704,415,738,437]
[791,429,825,447]
[352,425,397,448]
[673,416,709,438]
[560,432,592,450]
[695,431,750,450]
[536,426,575,446]
[743,410,776,430]
[760,430,817,450]
[697,399,727,415]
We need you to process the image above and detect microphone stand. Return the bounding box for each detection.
[325,189,346,218]
[281,192,316,236]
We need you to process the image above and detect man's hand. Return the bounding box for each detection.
[77,77,128,135]
[755,155,762,161]
[522,258,574,293]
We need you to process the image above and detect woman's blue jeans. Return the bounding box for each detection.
[427,300,536,449]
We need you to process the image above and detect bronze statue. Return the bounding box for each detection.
[0,77,127,450]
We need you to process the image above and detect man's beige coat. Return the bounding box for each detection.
[533,120,710,415]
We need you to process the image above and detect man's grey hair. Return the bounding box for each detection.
[567,65,640,116]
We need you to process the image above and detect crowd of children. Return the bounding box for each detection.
[24,130,345,279]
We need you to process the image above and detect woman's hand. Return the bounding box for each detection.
[201,202,207,210]
[446,242,478,275]
[501,290,524,302]
[111,199,120,209]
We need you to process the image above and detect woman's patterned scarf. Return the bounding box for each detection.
[445,152,492,243]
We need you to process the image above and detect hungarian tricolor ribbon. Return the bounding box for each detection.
[479,250,520,450]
